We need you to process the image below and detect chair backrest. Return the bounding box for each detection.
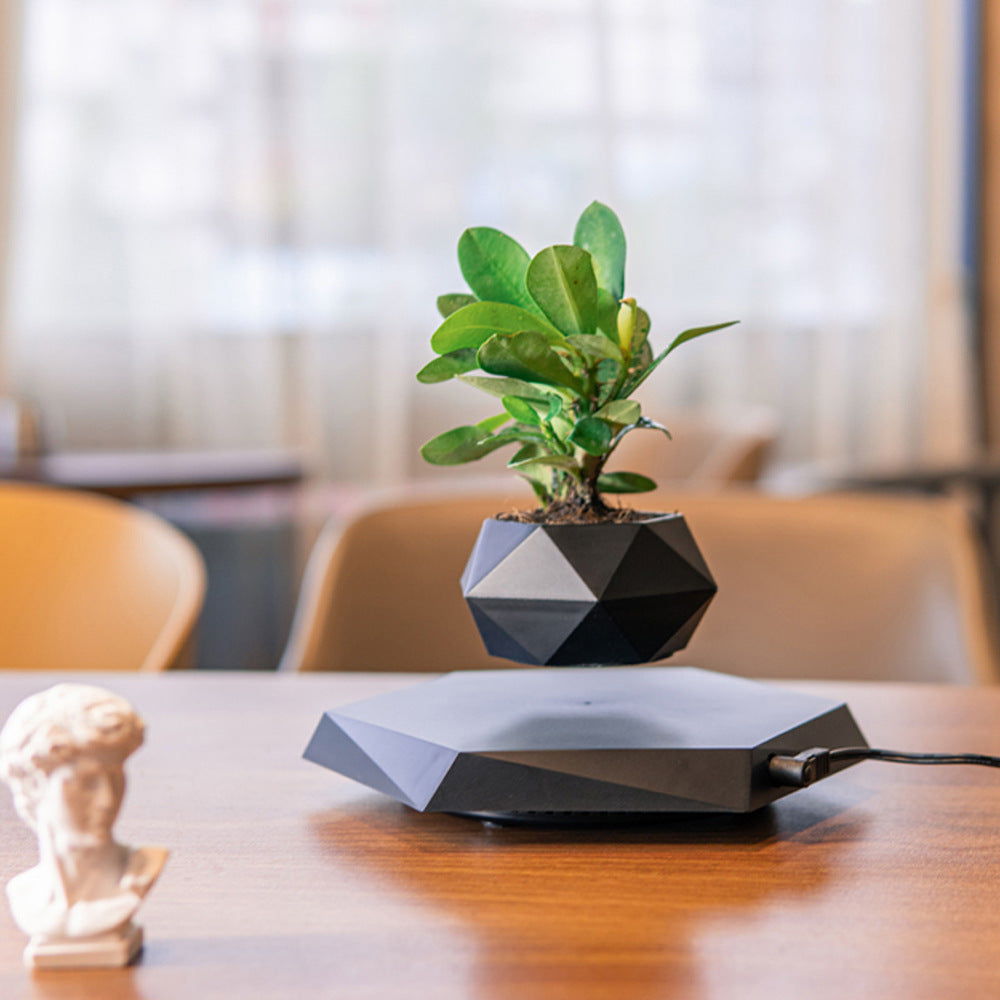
[0,483,206,670]
[671,492,998,683]
[607,410,776,487]
[280,490,999,683]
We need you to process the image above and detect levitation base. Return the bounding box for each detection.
[304,667,868,820]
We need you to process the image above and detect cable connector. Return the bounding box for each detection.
[768,748,832,788]
[769,745,1000,789]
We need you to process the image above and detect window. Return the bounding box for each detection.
[4,0,973,479]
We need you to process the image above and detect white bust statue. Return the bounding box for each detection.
[0,684,168,968]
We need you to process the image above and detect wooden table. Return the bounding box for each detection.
[1,672,999,1000]
[0,449,305,499]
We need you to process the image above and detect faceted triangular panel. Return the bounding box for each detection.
[466,529,593,601]
[460,515,717,666]
[428,751,707,813]
[544,522,641,597]
[334,716,457,810]
[651,597,714,660]
[602,591,715,661]
[546,603,641,666]
[469,598,594,664]
[460,520,537,593]
[648,515,714,582]
[467,603,539,664]
[304,712,413,806]
[601,528,714,601]
[485,748,742,810]
[658,518,714,580]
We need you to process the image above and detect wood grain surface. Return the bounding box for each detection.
[0,672,999,1000]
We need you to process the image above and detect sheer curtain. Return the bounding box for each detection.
[1,0,975,483]
[0,0,21,367]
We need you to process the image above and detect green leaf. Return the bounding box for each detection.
[633,307,651,353]
[457,227,539,313]
[430,302,565,354]
[416,348,479,384]
[502,395,542,425]
[420,425,532,465]
[596,399,640,426]
[631,340,653,374]
[508,453,579,471]
[510,442,545,465]
[567,334,622,363]
[595,358,621,383]
[594,358,622,408]
[569,416,613,456]
[437,293,477,319]
[420,426,492,465]
[573,201,626,300]
[458,375,556,402]
[526,245,598,337]
[596,287,620,339]
[550,412,574,441]
[489,428,548,448]
[597,471,657,493]
[627,321,739,394]
[661,320,735,357]
[478,331,587,395]
[477,413,510,433]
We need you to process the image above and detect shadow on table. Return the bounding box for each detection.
[312,771,875,844]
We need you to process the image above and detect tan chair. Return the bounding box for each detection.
[0,482,206,670]
[280,490,999,683]
[607,409,776,487]
[671,492,999,683]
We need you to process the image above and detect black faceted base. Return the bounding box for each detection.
[304,667,868,817]
[461,515,717,666]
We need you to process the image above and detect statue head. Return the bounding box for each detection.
[0,684,144,844]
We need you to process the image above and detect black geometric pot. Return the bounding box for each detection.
[460,513,717,666]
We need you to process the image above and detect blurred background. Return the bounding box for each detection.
[0,0,992,668]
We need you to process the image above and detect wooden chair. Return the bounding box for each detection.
[0,483,206,670]
[280,489,999,683]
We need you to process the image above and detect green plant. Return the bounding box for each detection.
[418,201,736,517]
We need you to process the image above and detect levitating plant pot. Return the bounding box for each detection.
[304,201,870,819]
[304,511,871,818]
[461,513,717,666]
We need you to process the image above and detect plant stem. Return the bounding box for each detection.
[572,452,609,514]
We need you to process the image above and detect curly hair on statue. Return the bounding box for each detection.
[0,683,144,785]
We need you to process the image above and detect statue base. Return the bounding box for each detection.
[25,921,143,969]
